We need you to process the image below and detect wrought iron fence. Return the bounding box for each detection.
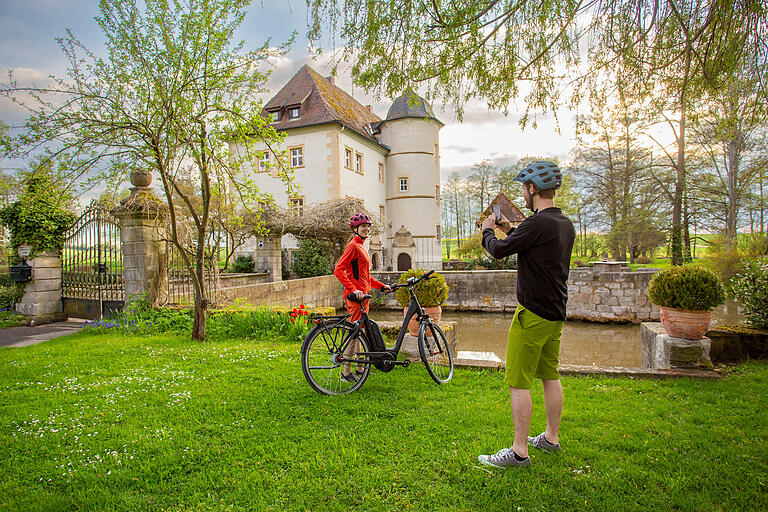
[166,241,219,305]
[61,201,124,314]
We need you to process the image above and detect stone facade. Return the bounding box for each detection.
[641,322,714,370]
[567,268,660,323]
[16,252,64,319]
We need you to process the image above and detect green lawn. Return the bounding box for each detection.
[1,332,766,511]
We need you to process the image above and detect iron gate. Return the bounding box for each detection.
[61,201,124,318]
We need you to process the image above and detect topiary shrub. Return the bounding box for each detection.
[729,260,768,329]
[230,254,255,273]
[647,265,726,311]
[395,268,449,308]
[291,239,331,278]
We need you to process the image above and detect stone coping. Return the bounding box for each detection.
[452,360,721,380]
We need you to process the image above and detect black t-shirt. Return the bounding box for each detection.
[482,207,575,321]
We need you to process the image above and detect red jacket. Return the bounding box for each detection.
[334,235,384,294]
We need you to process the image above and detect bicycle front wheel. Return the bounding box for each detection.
[418,320,454,384]
[301,322,371,395]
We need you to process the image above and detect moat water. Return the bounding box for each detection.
[372,302,744,368]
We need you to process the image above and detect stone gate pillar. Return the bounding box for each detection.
[16,251,65,324]
[111,171,169,305]
[253,235,282,282]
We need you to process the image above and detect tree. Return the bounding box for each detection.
[308,0,590,123]
[1,0,296,340]
[572,92,664,262]
[467,160,496,215]
[588,1,767,264]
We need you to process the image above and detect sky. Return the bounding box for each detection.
[0,0,579,189]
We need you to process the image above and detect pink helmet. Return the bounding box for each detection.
[349,213,372,228]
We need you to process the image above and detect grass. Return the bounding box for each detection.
[1,332,767,511]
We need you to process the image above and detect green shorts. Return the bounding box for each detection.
[505,305,564,389]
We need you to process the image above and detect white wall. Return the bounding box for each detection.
[380,117,443,269]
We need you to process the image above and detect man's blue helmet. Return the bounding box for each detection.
[512,161,562,190]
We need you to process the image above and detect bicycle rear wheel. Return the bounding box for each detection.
[301,322,371,395]
[418,320,454,384]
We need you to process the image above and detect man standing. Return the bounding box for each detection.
[477,160,575,469]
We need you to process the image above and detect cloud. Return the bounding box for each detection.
[1,66,47,83]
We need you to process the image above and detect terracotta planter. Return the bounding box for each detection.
[659,306,712,340]
[405,306,442,336]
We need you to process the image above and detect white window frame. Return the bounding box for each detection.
[290,196,305,216]
[399,176,409,192]
[258,151,270,173]
[378,163,384,183]
[355,152,363,174]
[288,107,300,119]
[436,224,441,240]
[271,111,280,122]
[289,146,304,168]
[344,148,353,169]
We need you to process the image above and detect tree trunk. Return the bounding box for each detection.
[672,103,686,265]
[192,296,207,341]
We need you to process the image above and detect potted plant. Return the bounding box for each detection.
[395,268,449,336]
[647,265,726,339]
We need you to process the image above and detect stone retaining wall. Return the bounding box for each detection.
[371,268,660,323]
[220,274,344,309]
[567,269,660,323]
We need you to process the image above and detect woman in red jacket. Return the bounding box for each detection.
[334,213,391,381]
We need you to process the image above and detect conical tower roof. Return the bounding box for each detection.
[384,89,443,125]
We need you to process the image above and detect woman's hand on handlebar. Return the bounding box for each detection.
[353,289,365,299]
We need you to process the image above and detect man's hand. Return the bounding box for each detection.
[353,289,364,299]
[481,214,496,231]
[498,214,513,233]
[380,284,392,293]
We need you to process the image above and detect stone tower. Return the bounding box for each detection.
[379,90,444,271]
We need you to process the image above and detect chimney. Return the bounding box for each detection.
[366,105,373,113]
[327,76,335,86]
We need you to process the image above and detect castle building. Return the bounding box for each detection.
[229,65,443,274]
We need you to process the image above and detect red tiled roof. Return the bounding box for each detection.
[476,191,527,227]
[264,65,383,144]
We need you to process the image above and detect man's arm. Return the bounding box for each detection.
[482,220,541,259]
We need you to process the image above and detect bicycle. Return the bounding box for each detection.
[300,270,454,395]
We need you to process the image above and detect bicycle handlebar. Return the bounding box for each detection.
[346,293,372,303]
[384,270,437,293]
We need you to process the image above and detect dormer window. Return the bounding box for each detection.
[271,111,280,122]
[288,107,300,119]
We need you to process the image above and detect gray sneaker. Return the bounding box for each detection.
[528,433,561,452]
[478,447,530,468]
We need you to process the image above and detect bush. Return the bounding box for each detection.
[729,260,768,329]
[230,255,255,273]
[0,281,24,311]
[467,254,517,270]
[647,265,726,311]
[0,165,75,255]
[395,268,449,308]
[291,239,331,278]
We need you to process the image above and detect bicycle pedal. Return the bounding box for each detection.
[403,359,411,367]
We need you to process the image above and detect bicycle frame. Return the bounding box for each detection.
[336,286,430,366]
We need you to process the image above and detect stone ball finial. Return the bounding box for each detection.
[130,169,153,188]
